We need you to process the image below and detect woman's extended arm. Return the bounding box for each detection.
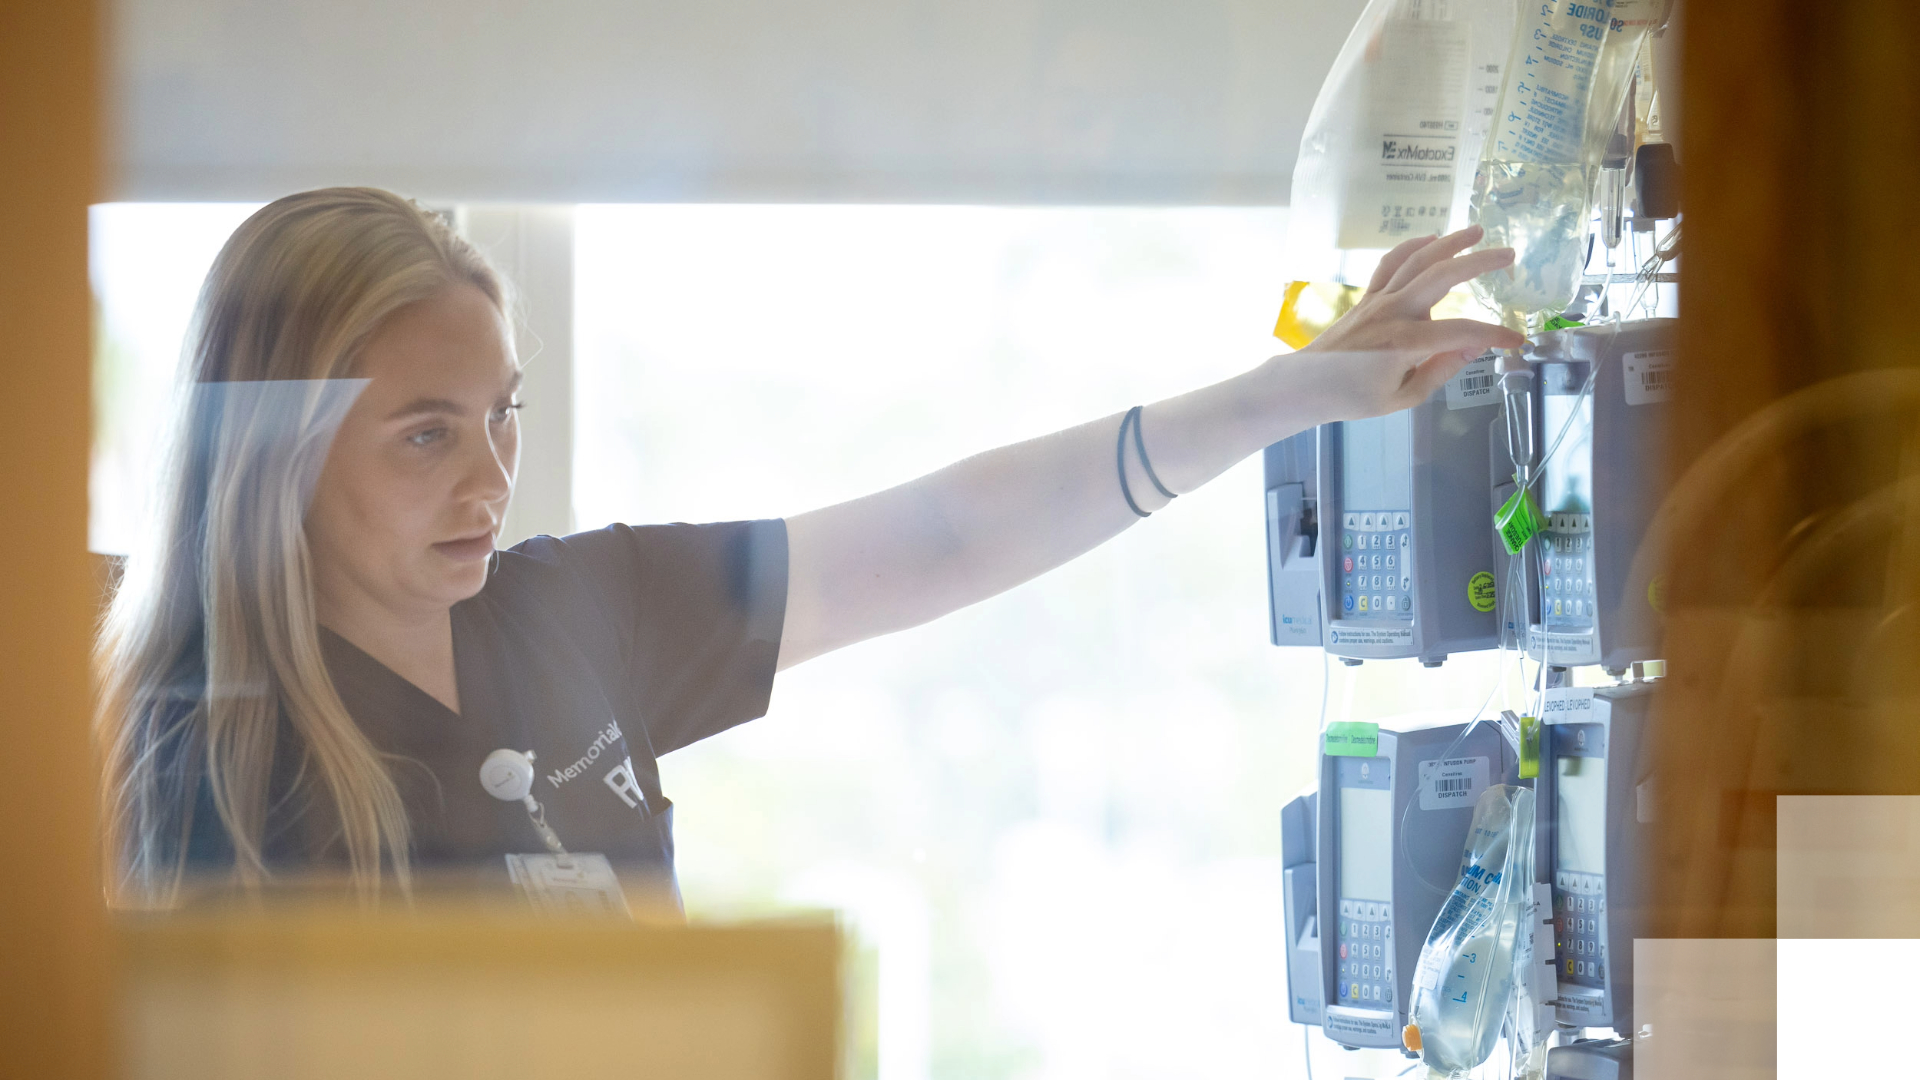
[777,227,1523,669]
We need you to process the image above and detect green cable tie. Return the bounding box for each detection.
[1495,486,1548,555]
[1518,715,1541,779]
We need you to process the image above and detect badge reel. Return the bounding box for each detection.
[479,748,630,917]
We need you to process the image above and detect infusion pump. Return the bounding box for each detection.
[1519,319,1677,674]
[1318,378,1503,667]
[1263,363,1509,666]
[1534,681,1657,1036]
[1316,713,1517,1051]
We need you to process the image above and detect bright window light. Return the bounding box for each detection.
[575,204,1512,1080]
[89,203,262,555]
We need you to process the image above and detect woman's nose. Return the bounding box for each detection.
[458,421,515,507]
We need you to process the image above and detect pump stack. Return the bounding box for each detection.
[1267,1,1683,1076]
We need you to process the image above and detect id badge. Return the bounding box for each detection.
[504,852,631,917]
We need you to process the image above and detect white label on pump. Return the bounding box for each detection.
[1540,686,1597,724]
[1445,355,1500,410]
[1329,624,1415,647]
[1418,756,1491,811]
[1623,349,1674,406]
[1530,627,1599,663]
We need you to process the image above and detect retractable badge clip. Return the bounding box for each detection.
[479,748,571,861]
[480,748,631,917]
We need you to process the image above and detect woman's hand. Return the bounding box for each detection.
[1286,225,1524,422]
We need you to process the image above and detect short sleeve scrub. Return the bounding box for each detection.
[184,520,788,906]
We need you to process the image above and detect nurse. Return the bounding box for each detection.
[95,188,1518,904]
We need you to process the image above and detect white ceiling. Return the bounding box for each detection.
[113,0,1367,205]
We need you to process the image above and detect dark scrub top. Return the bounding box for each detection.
[187,520,787,901]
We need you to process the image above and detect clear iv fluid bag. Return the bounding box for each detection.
[1410,784,1537,1077]
[1278,0,1515,287]
[1469,0,1669,330]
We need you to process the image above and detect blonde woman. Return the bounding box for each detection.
[97,187,1519,905]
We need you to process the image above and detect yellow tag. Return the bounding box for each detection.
[1274,281,1495,349]
[1468,571,1497,613]
[1273,281,1363,349]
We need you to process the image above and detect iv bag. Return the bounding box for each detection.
[1468,0,1672,331]
[1408,784,1536,1077]
[1278,0,1517,288]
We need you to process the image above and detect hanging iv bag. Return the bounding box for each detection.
[1467,0,1671,333]
[1408,783,1537,1077]
[1277,0,1517,293]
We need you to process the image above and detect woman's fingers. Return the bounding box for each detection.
[1367,233,1439,294]
[1399,347,1482,404]
[1384,225,1485,293]
[1418,316,1526,355]
[1400,246,1516,311]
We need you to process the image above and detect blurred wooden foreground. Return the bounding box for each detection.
[1651,0,1920,939]
[119,906,842,1080]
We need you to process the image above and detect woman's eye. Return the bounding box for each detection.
[406,427,449,448]
[490,402,523,424]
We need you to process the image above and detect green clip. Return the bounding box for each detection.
[1518,715,1541,779]
[1542,314,1586,332]
[1322,721,1381,758]
[1495,486,1547,555]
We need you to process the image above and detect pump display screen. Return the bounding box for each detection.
[1338,413,1413,513]
[1336,413,1414,619]
[1339,787,1394,901]
[1554,755,1607,874]
[1541,363,1594,515]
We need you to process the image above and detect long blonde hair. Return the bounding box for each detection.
[96,188,508,904]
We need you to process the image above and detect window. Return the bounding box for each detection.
[90,203,261,555]
[574,204,1510,1079]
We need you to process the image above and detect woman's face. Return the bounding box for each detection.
[306,283,521,623]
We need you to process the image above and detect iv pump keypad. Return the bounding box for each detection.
[1554,871,1606,988]
[1541,515,1595,628]
[1340,512,1414,617]
[1336,900,1395,1007]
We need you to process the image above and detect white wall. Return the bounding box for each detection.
[112,0,1365,205]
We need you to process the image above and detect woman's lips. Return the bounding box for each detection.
[433,533,495,562]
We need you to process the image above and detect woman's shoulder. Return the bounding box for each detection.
[490,520,786,600]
